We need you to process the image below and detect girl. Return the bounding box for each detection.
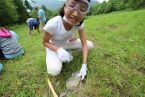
[43,0,93,80]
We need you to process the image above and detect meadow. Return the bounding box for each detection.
[0,9,145,97]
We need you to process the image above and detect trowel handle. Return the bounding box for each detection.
[47,78,58,97]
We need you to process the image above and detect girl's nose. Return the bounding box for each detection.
[72,10,79,18]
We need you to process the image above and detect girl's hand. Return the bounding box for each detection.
[56,47,73,62]
[79,64,87,80]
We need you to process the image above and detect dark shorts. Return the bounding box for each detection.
[0,50,5,59]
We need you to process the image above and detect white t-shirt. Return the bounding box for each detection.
[43,16,84,44]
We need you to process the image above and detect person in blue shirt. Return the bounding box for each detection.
[0,30,24,59]
[26,18,40,35]
[37,7,46,29]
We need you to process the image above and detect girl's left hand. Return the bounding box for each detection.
[79,64,87,80]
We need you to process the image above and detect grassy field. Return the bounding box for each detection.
[0,9,145,97]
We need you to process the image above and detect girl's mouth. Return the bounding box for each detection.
[69,17,79,24]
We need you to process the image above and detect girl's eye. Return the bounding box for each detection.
[69,4,75,8]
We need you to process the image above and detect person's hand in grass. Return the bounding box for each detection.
[79,64,87,80]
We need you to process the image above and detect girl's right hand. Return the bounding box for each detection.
[56,47,73,62]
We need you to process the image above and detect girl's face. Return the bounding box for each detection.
[64,0,90,25]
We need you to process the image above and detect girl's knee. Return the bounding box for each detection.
[46,48,62,76]
[87,41,93,49]
[47,69,61,76]
[46,62,62,76]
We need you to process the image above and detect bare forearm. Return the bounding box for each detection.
[43,32,59,52]
[82,45,88,64]
[44,42,59,52]
[79,29,88,65]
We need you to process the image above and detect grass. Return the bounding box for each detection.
[0,9,145,97]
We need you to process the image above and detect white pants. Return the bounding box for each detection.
[46,39,93,76]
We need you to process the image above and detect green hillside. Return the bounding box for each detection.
[0,9,145,97]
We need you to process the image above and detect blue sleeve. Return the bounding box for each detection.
[10,31,19,41]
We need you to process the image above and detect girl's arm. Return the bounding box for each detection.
[78,29,88,64]
[43,31,73,62]
[43,31,59,52]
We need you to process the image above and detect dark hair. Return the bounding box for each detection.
[59,0,90,26]
[59,4,65,18]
